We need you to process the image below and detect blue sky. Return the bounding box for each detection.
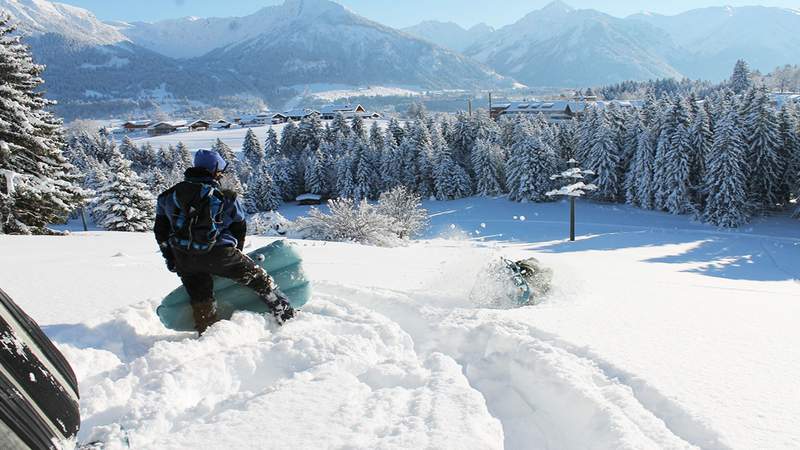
[61,0,799,28]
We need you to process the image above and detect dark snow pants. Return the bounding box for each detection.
[173,246,276,306]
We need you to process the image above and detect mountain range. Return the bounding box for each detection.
[403,1,800,87]
[0,0,510,119]
[1,0,799,120]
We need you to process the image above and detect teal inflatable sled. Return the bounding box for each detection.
[157,240,312,332]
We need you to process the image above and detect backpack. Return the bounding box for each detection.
[167,181,227,254]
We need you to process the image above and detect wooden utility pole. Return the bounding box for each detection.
[569,197,576,242]
[79,207,88,232]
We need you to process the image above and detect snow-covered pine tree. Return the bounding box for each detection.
[738,86,758,121]
[505,119,529,200]
[266,154,295,201]
[555,121,578,162]
[174,142,193,173]
[652,97,676,209]
[586,111,621,202]
[688,103,712,206]
[0,17,85,233]
[163,142,192,186]
[156,145,175,171]
[704,106,750,227]
[575,107,598,163]
[265,127,281,157]
[379,130,402,191]
[93,149,155,232]
[450,112,474,167]
[619,111,642,185]
[280,120,302,160]
[369,121,384,153]
[497,116,517,153]
[662,101,696,215]
[330,113,351,139]
[297,113,323,153]
[335,150,355,199]
[778,103,800,204]
[506,121,557,202]
[130,142,158,174]
[211,138,236,170]
[403,121,435,197]
[730,60,753,94]
[744,85,784,212]
[240,128,264,184]
[305,145,330,197]
[244,165,281,214]
[387,117,405,146]
[62,133,93,175]
[119,136,138,161]
[351,114,367,142]
[145,169,169,197]
[351,137,379,201]
[242,128,264,174]
[471,137,505,196]
[624,125,657,209]
[432,127,471,200]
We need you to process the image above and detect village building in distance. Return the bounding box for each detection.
[490,94,642,122]
[114,104,383,137]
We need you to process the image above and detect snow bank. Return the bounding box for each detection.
[51,296,503,449]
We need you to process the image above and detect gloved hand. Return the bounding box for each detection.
[266,292,295,325]
[165,257,177,273]
[159,242,177,273]
[273,300,295,325]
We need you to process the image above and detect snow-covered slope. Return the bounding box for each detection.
[629,6,800,80]
[464,1,684,87]
[0,0,126,46]
[3,198,800,449]
[401,21,494,53]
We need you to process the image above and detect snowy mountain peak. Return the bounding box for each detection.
[540,0,575,15]
[282,0,349,17]
[0,0,127,46]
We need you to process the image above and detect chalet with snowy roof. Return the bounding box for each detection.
[319,104,382,120]
[284,109,319,121]
[296,193,324,205]
[235,112,287,126]
[495,101,577,122]
[213,119,232,129]
[493,99,640,122]
[770,93,800,109]
[122,120,152,132]
[189,120,211,132]
[147,120,188,136]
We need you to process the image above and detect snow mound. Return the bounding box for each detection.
[52,296,503,449]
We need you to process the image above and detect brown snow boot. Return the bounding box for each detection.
[192,301,219,336]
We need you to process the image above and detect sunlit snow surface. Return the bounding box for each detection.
[2,198,799,449]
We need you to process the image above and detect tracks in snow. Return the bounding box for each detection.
[318,282,730,450]
[52,280,729,449]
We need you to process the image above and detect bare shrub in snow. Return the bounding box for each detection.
[376,186,429,239]
[294,198,400,247]
[293,187,429,246]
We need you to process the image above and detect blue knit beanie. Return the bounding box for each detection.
[193,149,228,173]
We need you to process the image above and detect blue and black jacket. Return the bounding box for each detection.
[154,167,247,253]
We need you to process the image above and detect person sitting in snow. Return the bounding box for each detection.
[154,149,295,334]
